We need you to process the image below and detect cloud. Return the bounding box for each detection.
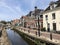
[0,0,25,21]
[0,0,58,21]
[23,0,37,9]
[0,2,18,14]
[15,6,25,14]
[0,13,11,21]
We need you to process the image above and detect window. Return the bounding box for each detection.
[40,15,43,18]
[45,15,48,20]
[48,23,50,28]
[52,13,55,19]
[53,23,56,31]
[50,5,54,10]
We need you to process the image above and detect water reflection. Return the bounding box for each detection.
[6,29,28,45]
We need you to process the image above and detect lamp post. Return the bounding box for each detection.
[0,29,2,37]
[34,6,40,36]
[38,16,40,36]
[50,31,52,40]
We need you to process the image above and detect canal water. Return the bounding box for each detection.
[6,29,28,45]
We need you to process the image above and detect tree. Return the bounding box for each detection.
[0,21,7,24]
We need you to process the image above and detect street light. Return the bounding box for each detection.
[50,31,52,40]
[0,30,2,37]
[34,6,40,36]
[37,16,40,36]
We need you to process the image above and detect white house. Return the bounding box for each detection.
[43,0,60,32]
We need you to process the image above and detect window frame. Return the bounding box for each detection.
[45,15,48,20]
[52,13,55,19]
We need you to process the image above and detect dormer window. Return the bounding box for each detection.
[50,1,57,10]
[50,5,54,10]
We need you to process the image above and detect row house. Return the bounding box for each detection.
[34,6,43,29]
[20,15,35,28]
[28,6,43,29]
[43,0,60,32]
[20,6,44,30]
[11,19,20,26]
[20,16,28,27]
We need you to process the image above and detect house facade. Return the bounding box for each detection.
[34,6,43,29]
[43,0,60,31]
[11,19,20,26]
[20,15,36,28]
[20,6,43,30]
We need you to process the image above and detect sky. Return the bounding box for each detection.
[0,0,57,21]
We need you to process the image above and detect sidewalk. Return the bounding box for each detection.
[16,27,60,45]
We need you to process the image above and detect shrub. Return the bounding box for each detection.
[41,27,46,32]
[56,31,60,34]
[33,28,37,30]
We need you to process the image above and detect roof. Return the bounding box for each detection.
[21,16,29,19]
[33,9,43,15]
[56,0,60,7]
[45,0,60,11]
[26,11,32,17]
[26,7,44,17]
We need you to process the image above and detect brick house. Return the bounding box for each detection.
[11,19,20,26]
[20,6,44,30]
[20,16,35,28]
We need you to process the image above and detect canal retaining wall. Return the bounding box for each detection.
[12,28,60,45]
[12,28,37,45]
[0,28,12,45]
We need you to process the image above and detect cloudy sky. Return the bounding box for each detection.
[0,0,57,21]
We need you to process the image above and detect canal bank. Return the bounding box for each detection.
[11,28,48,45]
[11,27,60,45]
[11,28,38,45]
[0,28,11,45]
[6,29,28,45]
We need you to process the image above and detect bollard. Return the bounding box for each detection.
[50,32,52,40]
[38,31,40,36]
[28,30,30,33]
[0,30,2,37]
[36,31,37,36]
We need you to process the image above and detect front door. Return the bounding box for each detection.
[53,23,56,31]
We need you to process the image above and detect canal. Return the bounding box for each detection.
[6,29,28,45]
